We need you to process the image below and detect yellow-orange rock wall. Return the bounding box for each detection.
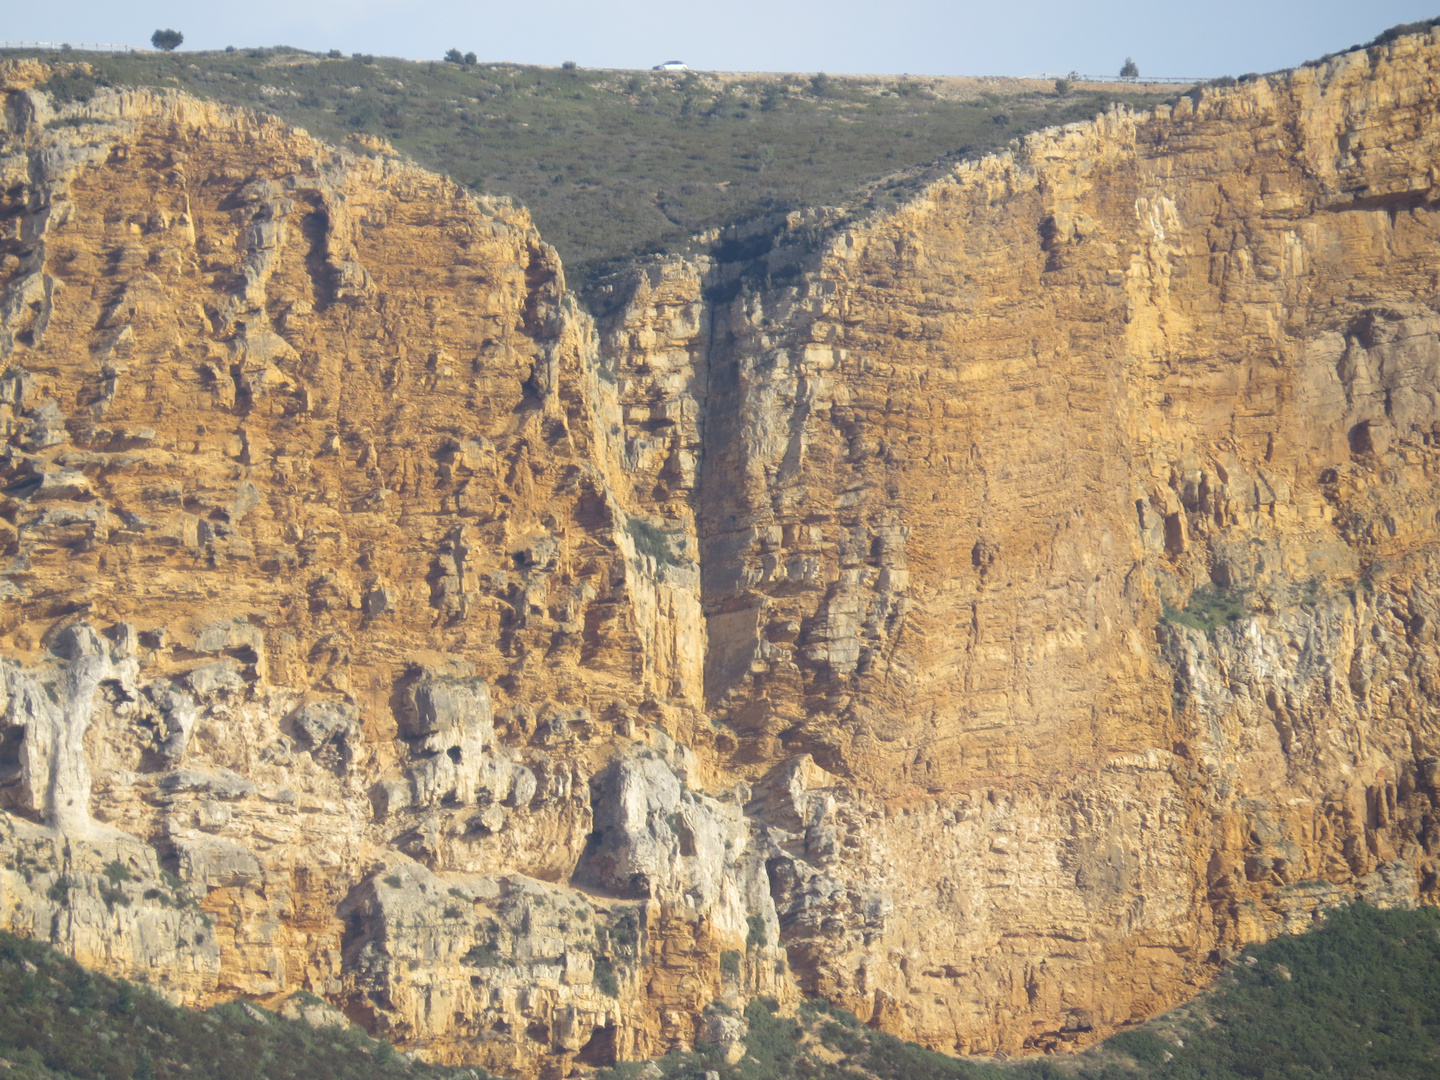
[681,32,1440,1052]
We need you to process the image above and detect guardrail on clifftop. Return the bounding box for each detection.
[1026,73,1208,84]
[0,41,141,52]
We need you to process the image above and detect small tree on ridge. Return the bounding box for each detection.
[151,28,183,51]
[1120,57,1139,79]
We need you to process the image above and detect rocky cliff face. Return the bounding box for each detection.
[2,27,1440,1075]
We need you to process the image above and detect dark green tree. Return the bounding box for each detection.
[151,28,183,51]
[1120,56,1139,78]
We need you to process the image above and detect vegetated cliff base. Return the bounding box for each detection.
[1,22,1440,1077]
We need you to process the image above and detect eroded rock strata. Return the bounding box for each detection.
[2,29,1440,1075]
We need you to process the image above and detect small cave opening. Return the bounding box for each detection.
[1349,421,1377,455]
[576,1022,618,1066]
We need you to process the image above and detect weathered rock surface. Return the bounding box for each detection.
[2,27,1440,1074]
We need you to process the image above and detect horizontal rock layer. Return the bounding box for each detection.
[0,29,1439,1074]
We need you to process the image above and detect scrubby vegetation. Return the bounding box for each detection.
[598,904,1440,1080]
[597,994,998,1080]
[593,956,620,997]
[1161,584,1252,635]
[626,516,682,568]
[3,46,1168,287]
[1064,902,1440,1079]
[0,930,489,1080]
[1304,15,1440,68]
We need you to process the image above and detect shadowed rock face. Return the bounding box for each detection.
[2,27,1440,1072]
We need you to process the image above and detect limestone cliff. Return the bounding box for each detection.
[2,25,1440,1076]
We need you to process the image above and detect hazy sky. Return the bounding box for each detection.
[4,1,1436,77]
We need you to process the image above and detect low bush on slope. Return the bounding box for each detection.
[599,903,1440,1080]
[0,931,488,1080]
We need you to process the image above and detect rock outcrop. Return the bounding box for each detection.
[2,26,1440,1074]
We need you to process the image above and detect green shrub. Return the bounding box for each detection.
[720,949,742,980]
[1365,16,1440,50]
[746,913,767,949]
[42,70,100,104]
[822,1020,864,1055]
[1161,584,1251,635]
[593,956,619,997]
[626,517,680,567]
[601,909,640,957]
[98,884,131,911]
[461,943,508,967]
[740,997,802,1075]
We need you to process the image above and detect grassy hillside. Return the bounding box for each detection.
[0,932,488,1080]
[598,903,1440,1080]
[6,47,1171,287]
[1071,901,1440,1080]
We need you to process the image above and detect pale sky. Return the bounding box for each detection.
[4,1,1436,77]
